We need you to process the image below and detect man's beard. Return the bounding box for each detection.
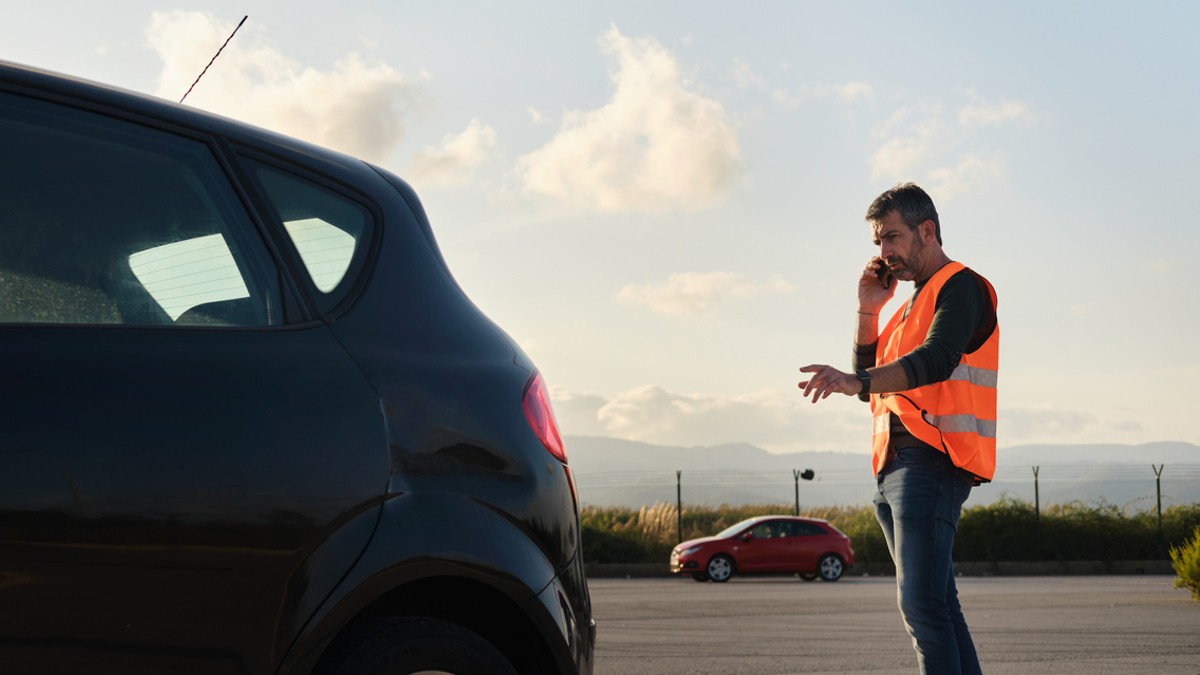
[888,234,926,281]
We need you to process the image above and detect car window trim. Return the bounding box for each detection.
[228,145,383,322]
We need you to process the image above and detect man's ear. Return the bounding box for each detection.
[919,219,936,245]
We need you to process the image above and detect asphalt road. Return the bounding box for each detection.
[589,575,1200,674]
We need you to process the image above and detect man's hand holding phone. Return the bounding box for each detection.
[874,257,894,289]
[858,257,896,312]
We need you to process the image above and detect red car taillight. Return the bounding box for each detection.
[522,370,566,464]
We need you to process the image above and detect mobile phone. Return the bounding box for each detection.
[875,259,893,289]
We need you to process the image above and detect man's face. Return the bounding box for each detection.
[871,210,928,282]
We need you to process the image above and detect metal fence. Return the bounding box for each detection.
[574,463,1200,514]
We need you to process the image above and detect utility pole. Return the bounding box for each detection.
[793,469,814,516]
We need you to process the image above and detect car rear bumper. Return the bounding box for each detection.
[533,548,595,674]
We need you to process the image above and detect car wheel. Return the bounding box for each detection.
[799,572,818,582]
[315,616,519,675]
[706,554,735,583]
[692,573,709,582]
[818,554,844,582]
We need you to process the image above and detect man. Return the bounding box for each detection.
[798,183,998,675]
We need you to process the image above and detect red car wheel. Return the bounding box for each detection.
[706,554,735,582]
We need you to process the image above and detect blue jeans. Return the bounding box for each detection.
[874,446,981,675]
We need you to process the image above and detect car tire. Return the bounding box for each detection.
[706,554,736,583]
[691,573,709,582]
[315,616,519,675]
[818,554,845,582]
[799,572,818,582]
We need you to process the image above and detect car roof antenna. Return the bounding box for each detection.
[180,15,248,104]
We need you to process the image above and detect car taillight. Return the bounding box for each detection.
[522,370,566,464]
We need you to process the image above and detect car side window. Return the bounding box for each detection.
[248,163,372,313]
[0,93,280,327]
[774,522,796,538]
[750,524,774,539]
[794,522,825,537]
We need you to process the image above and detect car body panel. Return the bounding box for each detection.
[0,325,387,674]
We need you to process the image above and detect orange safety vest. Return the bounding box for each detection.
[870,261,999,481]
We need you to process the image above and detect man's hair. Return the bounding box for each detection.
[865,182,942,245]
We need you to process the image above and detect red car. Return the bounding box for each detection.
[670,516,855,582]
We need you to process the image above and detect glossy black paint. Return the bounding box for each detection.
[0,61,593,674]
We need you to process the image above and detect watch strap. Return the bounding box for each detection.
[855,369,871,396]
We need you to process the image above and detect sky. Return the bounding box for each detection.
[5,1,1198,455]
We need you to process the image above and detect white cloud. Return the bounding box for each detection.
[998,406,1148,446]
[590,385,866,453]
[555,388,1151,455]
[406,119,496,187]
[869,93,1035,197]
[528,106,547,125]
[869,110,945,180]
[1143,258,1170,274]
[834,82,874,102]
[146,10,415,164]
[958,99,1037,128]
[515,25,741,214]
[772,82,874,109]
[1001,407,1098,445]
[550,388,610,437]
[926,155,1004,200]
[733,57,766,90]
[617,272,796,315]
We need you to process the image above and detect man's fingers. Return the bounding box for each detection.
[798,364,848,403]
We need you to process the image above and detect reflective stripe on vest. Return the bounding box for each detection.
[948,363,998,389]
[924,414,997,438]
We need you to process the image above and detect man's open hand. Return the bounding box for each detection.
[797,364,859,403]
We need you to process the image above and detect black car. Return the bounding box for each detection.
[0,60,593,675]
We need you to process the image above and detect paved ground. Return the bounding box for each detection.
[589,575,1200,674]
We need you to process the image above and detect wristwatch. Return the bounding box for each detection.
[854,369,871,396]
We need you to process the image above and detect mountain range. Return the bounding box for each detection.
[565,436,1200,511]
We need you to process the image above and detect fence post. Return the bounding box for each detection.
[1032,466,1040,528]
[793,469,800,516]
[1153,464,1165,551]
[676,470,682,544]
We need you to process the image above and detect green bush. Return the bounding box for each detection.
[955,496,1040,562]
[1170,525,1200,601]
[581,524,647,564]
[580,499,1200,566]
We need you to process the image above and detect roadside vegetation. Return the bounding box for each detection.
[1170,525,1200,601]
[581,498,1200,567]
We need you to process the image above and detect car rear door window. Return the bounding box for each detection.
[794,522,827,536]
[0,92,280,327]
[248,163,372,313]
